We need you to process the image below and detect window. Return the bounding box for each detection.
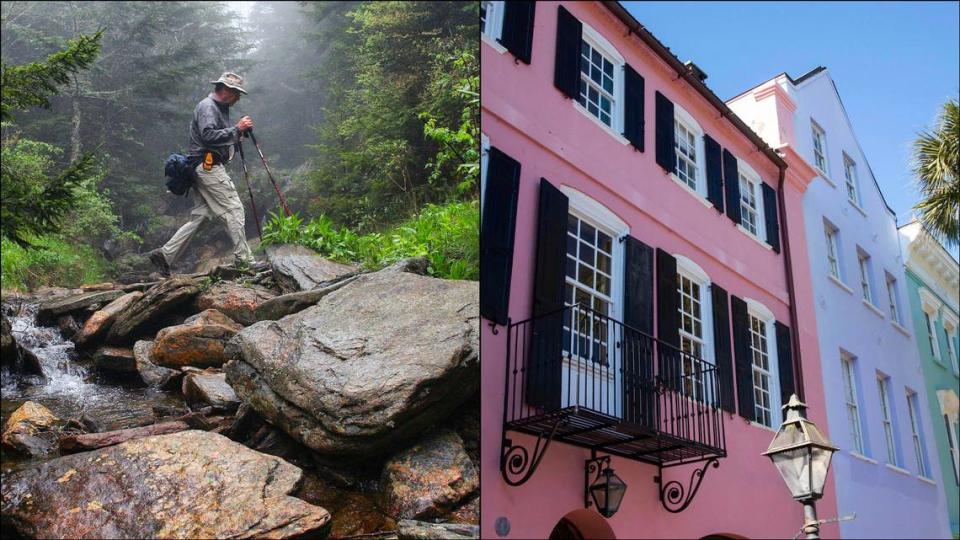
[480,1,504,41]
[675,120,699,190]
[563,213,615,364]
[841,355,864,454]
[944,320,958,374]
[886,275,900,323]
[750,313,774,427]
[906,391,927,477]
[925,311,941,361]
[877,376,898,465]
[843,153,860,205]
[676,257,714,402]
[857,251,873,304]
[944,414,959,484]
[740,172,760,237]
[811,120,828,175]
[578,40,617,128]
[824,223,840,279]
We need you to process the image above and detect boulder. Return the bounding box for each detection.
[182,370,240,412]
[92,346,136,375]
[2,401,59,457]
[106,277,201,345]
[56,314,81,339]
[382,430,478,520]
[265,244,358,293]
[74,291,144,348]
[37,289,125,325]
[225,261,479,459]
[152,309,243,369]
[0,430,331,539]
[397,520,479,540]
[447,496,479,524]
[132,340,178,388]
[254,275,358,321]
[194,282,276,326]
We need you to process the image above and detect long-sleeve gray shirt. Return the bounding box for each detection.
[188,93,240,162]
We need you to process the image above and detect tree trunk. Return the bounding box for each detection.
[59,420,191,453]
[70,77,82,163]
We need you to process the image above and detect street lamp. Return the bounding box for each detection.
[763,394,838,539]
[585,454,627,518]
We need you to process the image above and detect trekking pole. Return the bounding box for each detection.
[246,129,293,217]
[236,140,263,240]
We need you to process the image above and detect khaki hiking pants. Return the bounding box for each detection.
[160,163,254,266]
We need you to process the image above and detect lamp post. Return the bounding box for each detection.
[763,394,838,539]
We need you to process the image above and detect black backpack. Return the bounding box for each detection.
[164,153,200,196]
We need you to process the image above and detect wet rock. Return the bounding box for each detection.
[254,276,358,321]
[0,430,332,539]
[92,346,136,375]
[2,401,59,457]
[450,395,480,464]
[56,314,81,339]
[1,313,17,363]
[80,282,117,292]
[74,291,144,348]
[152,309,243,369]
[397,520,479,540]
[225,262,478,460]
[295,473,396,539]
[194,281,276,326]
[132,340,178,388]
[382,430,478,520]
[446,496,479,525]
[182,370,240,412]
[106,277,201,345]
[1,314,45,378]
[266,244,359,293]
[37,289,125,325]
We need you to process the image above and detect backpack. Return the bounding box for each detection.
[164,153,199,196]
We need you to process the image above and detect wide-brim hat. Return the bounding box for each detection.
[210,72,248,94]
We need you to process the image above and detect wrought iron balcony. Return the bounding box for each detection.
[501,303,727,493]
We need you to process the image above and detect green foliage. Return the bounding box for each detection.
[0,30,102,121]
[0,235,112,291]
[912,98,959,247]
[261,200,478,280]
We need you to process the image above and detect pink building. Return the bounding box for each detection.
[480,2,838,538]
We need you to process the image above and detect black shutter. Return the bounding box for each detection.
[655,92,676,173]
[623,236,655,427]
[623,64,645,152]
[500,1,536,64]
[711,284,735,412]
[731,295,754,420]
[553,5,581,99]
[526,178,569,409]
[704,134,724,213]
[762,183,781,253]
[775,321,795,406]
[656,248,680,389]
[723,148,741,225]
[480,147,521,326]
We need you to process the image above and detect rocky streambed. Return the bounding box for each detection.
[0,246,480,540]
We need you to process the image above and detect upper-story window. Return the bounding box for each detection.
[676,257,714,401]
[740,171,760,237]
[480,1,504,41]
[944,317,959,374]
[670,104,706,199]
[843,153,860,206]
[886,274,901,324]
[811,120,828,175]
[906,390,928,477]
[824,222,841,280]
[924,311,941,361]
[841,353,865,455]
[857,250,873,304]
[877,375,898,466]
[747,301,780,428]
[574,24,624,135]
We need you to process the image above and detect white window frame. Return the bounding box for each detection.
[481,1,505,44]
[857,250,873,304]
[944,413,959,485]
[824,222,841,280]
[811,120,828,176]
[670,105,707,200]
[943,314,959,375]
[843,152,861,206]
[675,255,715,403]
[480,133,490,215]
[746,299,781,428]
[919,289,944,362]
[737,160,767,242]
[906,390,928,478]
[877,375,898,466]
[572,22,626,141]
[841,353,865,455]
[886,274,900,324]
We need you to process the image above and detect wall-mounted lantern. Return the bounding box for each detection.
[585,453,627,518]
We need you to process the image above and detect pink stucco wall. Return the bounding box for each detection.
[480,2,839,538]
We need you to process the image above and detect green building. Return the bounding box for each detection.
[900,221,960,538]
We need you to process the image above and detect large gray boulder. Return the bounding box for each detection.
[265,244,358,293]
[0,430,331,539]
[106,277,201,344]
[74,291,143,348]
[225,261,478,459]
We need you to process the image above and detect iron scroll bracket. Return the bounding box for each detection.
[584,451,611,510]
[654,458,719,513]
[500,416,564,486]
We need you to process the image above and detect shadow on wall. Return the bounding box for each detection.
[545,509,747,540]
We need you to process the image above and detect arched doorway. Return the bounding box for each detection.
[548,509,617,540]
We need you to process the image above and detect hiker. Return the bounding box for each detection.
[147,72,256,277]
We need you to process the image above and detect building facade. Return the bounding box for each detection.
[900,221,960,537]
[480,2,838,538]
[729,70,952,539]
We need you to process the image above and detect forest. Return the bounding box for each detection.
[0,1,479,289]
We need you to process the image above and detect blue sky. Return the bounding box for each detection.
[622,1,960,226]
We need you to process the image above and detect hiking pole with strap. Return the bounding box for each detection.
[246,129,292,217]
[236,139,263,239]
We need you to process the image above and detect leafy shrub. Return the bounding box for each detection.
[261,200,478,280]
[1,235,113,291]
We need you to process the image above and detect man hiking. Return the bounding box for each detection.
[147,72,256,277]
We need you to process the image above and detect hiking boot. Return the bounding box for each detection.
[148,249,171,277]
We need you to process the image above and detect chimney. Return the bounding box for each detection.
[684,61,708,83]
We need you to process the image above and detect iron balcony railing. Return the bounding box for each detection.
[503,303,726,466]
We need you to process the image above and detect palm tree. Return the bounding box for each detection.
[912,98,959,248]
